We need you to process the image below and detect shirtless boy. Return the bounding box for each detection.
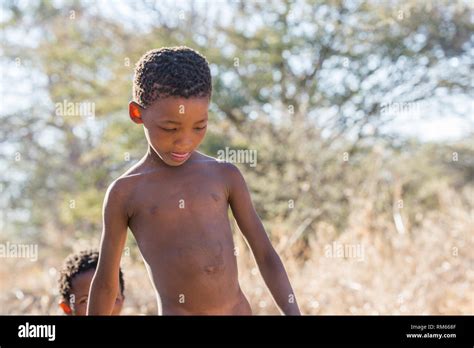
[87,46,300,315]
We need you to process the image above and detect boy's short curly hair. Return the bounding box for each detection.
[133,46,212,108]
[58,249,125,303]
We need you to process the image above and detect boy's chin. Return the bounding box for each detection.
[164,160,186,167]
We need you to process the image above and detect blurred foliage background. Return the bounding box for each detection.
[0,0,472,314]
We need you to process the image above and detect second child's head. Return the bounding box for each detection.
[129,46,212,166]
[58,250,125,315]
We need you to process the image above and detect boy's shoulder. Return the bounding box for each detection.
[193,152,242,177]
[105,156,150,199]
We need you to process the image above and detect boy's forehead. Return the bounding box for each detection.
[70,269,95,292]
[148,97,209,117]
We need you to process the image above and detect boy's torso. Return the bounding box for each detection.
[117,152,251,315]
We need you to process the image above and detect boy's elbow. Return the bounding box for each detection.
[257,248,282,268]
[89,273,119,300]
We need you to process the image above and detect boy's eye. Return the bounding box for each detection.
[195,125,207,131]
[160,127,177,132]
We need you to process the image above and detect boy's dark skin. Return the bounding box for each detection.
[88,96,300,315]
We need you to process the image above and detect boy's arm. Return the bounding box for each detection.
[87,180,128,315]
[225,163,301,315]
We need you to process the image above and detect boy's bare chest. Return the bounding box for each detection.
[127,169,229,226]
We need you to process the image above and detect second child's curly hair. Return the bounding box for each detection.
[133,46,212,108]
[58,249,125,303]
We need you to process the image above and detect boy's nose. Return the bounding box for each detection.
[174,137,193,149]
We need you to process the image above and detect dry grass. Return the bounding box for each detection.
[238,186,473,315]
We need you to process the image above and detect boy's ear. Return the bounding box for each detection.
[129,101,144,124]
[59,301,72,315]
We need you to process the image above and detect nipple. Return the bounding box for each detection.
[204,262,224,275]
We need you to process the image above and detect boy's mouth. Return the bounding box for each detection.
[170,152,190,162]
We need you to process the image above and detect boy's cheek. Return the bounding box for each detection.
[195,131,207,148]
[73,303,87,316]
[144,130,162,148]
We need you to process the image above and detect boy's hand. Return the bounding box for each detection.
[224,163,301,315]
[87,179,129,315]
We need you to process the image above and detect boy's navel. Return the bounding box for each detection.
[178,240,226,275]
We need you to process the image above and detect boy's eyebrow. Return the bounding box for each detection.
[194,118,208,124]
[160,118,208,125]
